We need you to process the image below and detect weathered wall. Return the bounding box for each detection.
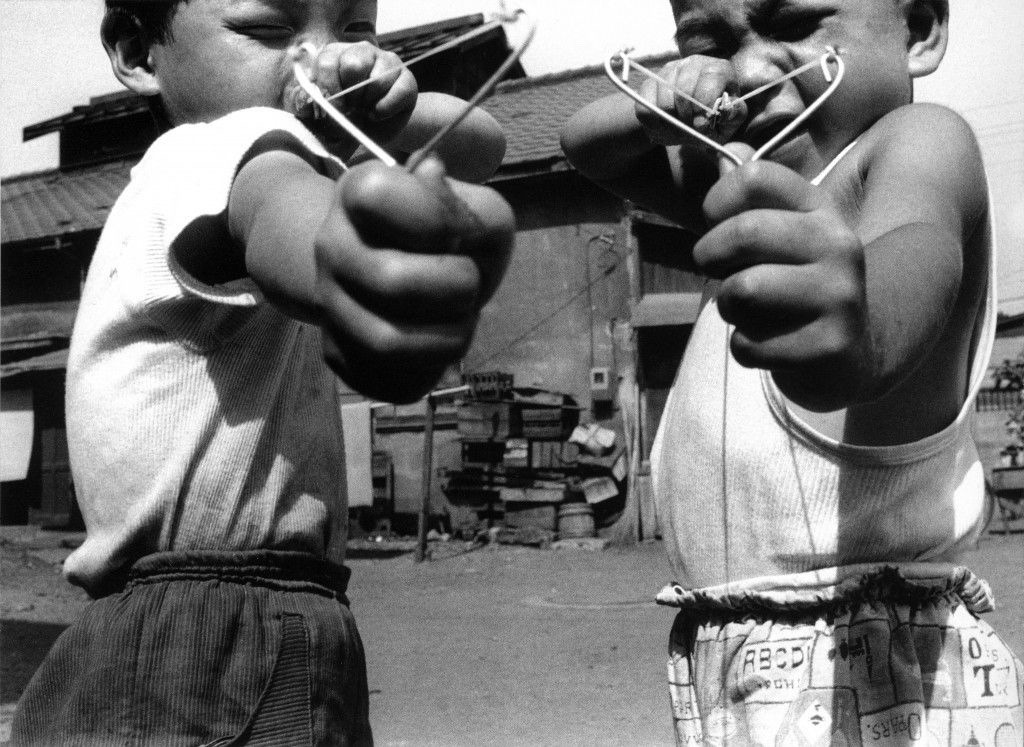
[373,173,634,519]
[466,173,630,409]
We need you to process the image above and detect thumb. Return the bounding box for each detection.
[409,153,483,242]
[717,142,755,177]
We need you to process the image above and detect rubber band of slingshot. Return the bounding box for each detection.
[750,50,843,161]
[604,49,743,166]
[292,45,398,167]
[405,9,535,172]
[605,48,844,166]
[617,56,719,117]
[325,19,509,104]
[291,9,535,173]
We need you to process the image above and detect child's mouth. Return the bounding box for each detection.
[740,114,806,151]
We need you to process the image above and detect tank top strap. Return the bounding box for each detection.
[810,140,858,186]
[959,181,999,421]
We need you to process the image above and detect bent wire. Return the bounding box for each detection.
[604,49,845,166]
[291,7,535,173]
[292,53,397,168]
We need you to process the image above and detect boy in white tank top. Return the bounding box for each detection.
[562,0,1022,743]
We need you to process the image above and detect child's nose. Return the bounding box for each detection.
[731,43,787,99]
[301,27,341,52]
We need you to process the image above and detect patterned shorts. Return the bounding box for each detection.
[659,564,1023,746]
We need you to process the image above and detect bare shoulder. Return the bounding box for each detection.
[861,103,985,190]
[855,103,988,242]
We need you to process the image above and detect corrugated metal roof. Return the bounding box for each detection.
[2,160,132,245]
[483,53,676,168]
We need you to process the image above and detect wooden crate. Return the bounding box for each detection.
[456,401,520,440]
[520,406,578,440]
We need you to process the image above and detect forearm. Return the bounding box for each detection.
[860,221,963,397]
[561,94,659,182]
[561,95,711,230]
[772,221,963,413]
[386,92,506,183]
[229,148,334,322]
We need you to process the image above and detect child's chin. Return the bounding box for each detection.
[760,133,815,174]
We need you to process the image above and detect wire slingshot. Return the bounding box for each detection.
[604,48,845,166]
[291,5,536,172]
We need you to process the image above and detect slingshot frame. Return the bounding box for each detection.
[291,6,536,172]
[603,48,845,166]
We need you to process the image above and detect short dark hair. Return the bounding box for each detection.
[104,1,184,44]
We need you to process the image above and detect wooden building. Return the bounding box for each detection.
[0,14,526,525]
[2,8,713,537]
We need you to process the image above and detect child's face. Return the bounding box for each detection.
[670,0,919,175]
[148,0,377,125]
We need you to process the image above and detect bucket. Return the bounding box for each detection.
[557,503,595,539]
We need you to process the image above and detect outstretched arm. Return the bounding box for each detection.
[301,44,504,183]
[561,55,742,232]
[384,92,506,184]
[561,94,705,229]
[229,140,514,403]
[697,104,988,429]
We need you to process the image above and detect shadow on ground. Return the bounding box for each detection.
[0,620,67,702]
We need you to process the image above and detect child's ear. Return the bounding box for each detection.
[905,0,948,78]
[101,9,161,96]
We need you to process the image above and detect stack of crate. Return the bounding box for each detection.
[444,374,582,533]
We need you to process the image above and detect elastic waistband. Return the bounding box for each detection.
[125,549,352,602]
[656,563,993,616]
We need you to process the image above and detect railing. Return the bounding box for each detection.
[976,388,1022,412]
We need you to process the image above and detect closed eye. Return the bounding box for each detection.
[227,22,295,41]
[674,18,737,59]
[342,20,377,42]
[759,11,833,43]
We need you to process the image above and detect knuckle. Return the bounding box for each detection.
[364,324,408,359]
[740,159,770,187]
[338,42,374,68]
[373,254,413,297]
[342,161,391,206]
[729,333,761,369]
[729,271,760,304]
[707,58,733,76]
[732,212,759,243]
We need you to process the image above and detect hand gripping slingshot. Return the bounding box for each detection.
[604,47,845,166]
[605,47,847,586]
[289,5,536,173]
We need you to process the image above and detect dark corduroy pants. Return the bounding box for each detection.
[11,550,372,746]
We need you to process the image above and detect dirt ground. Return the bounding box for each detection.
[2,521,1022,746]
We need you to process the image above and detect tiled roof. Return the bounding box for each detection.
[483,52,675,171]
[379,13,492,60]
[3,52,676,246]
[1,348,70,380]
[1,160,133,245]
[24,92,150,142]
[2,301,79,342]
[23,15,500,142]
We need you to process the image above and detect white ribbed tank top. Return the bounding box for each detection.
[650,143,998,588]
